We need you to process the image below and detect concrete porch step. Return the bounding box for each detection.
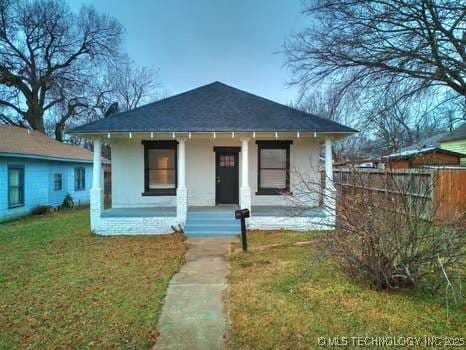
[186,213,237,220]
[185,209,241,237]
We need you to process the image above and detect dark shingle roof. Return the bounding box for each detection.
[440,123,466,143]
[68,82,357,134]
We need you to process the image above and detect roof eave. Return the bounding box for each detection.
[0,151,110,164]
[67,129,357,136]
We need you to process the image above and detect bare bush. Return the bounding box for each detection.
[291,168,465,292]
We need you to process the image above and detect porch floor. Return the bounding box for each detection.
[251,206,326,218]
[101,207,177,218]
[101,205,326,218]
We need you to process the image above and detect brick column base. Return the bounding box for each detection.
[90,188,103,232]
[240,187,251,211]
[176,187,188,225]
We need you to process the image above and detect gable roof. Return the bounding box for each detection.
[68,82,357,134]
[0,125,98,163]
[440,123,466,143]
[383,147,464,161]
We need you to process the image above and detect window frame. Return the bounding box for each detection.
[141,140,178,196]
[8,165,25,208]
[53,173,63,191]
[256,140,292,195]
[74,167,86,191]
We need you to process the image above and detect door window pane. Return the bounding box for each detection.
[220,155,235,167]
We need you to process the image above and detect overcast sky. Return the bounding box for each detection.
[69,0,308,104]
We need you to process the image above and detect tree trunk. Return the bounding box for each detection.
[25,102,45,133]
[55,122,65,142]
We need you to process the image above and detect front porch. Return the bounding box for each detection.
[88,132,337,236]
[101,205,327,218]
[97,205,332,236]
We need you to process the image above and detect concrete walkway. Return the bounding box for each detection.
[154,238,231,350]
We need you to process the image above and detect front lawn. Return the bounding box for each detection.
[227,231,465,349]
[0,209,186,348]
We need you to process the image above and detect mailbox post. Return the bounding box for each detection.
[235,208,250,252]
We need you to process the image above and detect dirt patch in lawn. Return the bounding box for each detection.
[0,209,187,348]
[226,231,465,349]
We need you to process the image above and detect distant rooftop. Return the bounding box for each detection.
[440,123,466,143]
[383,146,464,161]
[0,125,102,163]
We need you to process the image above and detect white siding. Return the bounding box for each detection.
[111,137,321,208]
[111,139,176,208]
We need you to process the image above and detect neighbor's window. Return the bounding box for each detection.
[142,140,177,195]
[54,173,63,191]
[8,166,24,208]
[256,141,292,195]
[74,167,85,191]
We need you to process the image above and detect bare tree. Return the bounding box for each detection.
[286,0,466,157]
[285,0,466,99]
[106,59,159,111]
[367,88,452,153]
[291,85,363,161]
[0,0,123,134]
[59,59,159,151]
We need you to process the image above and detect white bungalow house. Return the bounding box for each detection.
[68,82,356,236]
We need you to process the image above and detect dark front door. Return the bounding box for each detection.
[215,150,239,204]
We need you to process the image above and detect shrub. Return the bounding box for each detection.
[31,205,52,216]
[291,169,465,292]
[326,170,465,291]
[62,194,75,209]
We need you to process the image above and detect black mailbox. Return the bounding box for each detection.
[235,208,250,251]
[235,208,250,219]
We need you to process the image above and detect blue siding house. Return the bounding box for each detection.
[0,125,104,222]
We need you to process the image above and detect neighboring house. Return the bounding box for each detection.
[440,123,466,165]
[382,147,463,169]
[334,158,384,169]
[0,125,103,222]
[68,81,356,236]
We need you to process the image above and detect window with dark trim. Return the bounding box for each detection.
[8,165,24,208]
[142,140,178,196]
[74,167,85,191]
[54,173,63,191]
[256,140,292,195]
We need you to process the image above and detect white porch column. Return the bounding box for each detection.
[90,138,103,232]
[176,138,188,224]
[324,137,336,221]
[240,137,251,211]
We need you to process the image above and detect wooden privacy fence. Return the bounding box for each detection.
[330,168,466,222]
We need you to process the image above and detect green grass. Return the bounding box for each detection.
[0,209,186,349]
[227,231,465,349]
